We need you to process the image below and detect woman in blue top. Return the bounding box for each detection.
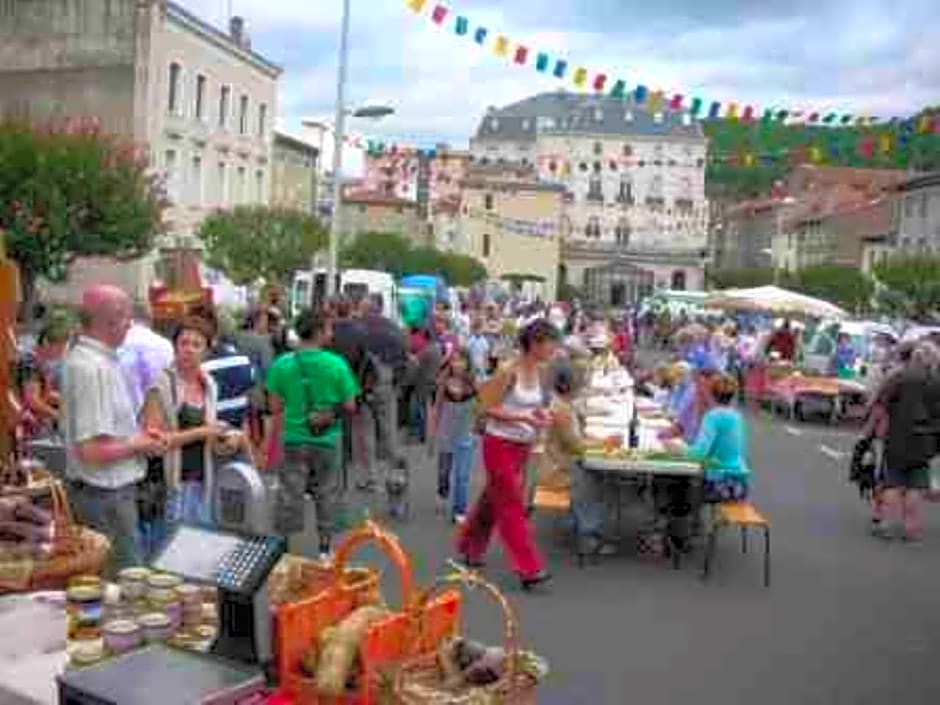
[669,374,751,503]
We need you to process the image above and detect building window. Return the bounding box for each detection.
[593,108,603,123]
[164,149,179,202]
[238,95,249,134]
[618,174,634,205]
[255,170,264,203]
[217,162,227,205]
[190,155,202,206]
[258,103,267,138]
[609,160,618,172]
[920,193,929,218]
[194,74,206,120]
[585,216,601,239]
[219,85,231,128]
[236,166,246,204]
[579,162,588,172]
[623,144,633,157]
[671,270,686,290]
[559,215,572,238]
[482,233,491,258]
[593,141,603,156]
[484,193,494,211]
[615,218,630,246]
[904,197,914,217]
[587,174,603,202]
[168,62,182,114]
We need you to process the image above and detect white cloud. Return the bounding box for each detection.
[178,0,940,176]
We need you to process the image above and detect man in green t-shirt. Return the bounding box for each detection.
[266,308,359,557]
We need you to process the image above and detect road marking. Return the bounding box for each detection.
[819,444,846,461]
[785,426,803,437]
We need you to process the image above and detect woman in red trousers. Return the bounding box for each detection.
[457,318,559,590]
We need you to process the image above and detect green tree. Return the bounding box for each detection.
[873,256,940,322]
[706,267,775,289]
[0,120,166,305]
[341,232,487,286]
[198,206,327,286]
[788,265,874,315]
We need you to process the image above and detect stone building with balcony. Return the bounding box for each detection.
[0,0,281,240]
[895,171,940,255]
[271,131,319,212]
[469,91,708,305]
[0,0,281,300]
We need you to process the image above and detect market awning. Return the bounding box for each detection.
[704,285,847,320]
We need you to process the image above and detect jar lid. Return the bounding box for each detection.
[148,592,179,606]
[147,573,182,589]
[67,585,103,602]
[71,642,104,664]
[137,613,172,628]
[103,619,140,635]
[119,567,151,582]
[175,584,201,599]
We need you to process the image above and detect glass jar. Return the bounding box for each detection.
[66,584,103,640]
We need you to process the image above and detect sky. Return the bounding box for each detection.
[180,0,939,175]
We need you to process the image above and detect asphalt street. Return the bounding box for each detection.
[292,405,940,705]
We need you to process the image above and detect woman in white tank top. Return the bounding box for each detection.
[456,319,559,590]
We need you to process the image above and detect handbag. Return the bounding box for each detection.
[294,353,337,436]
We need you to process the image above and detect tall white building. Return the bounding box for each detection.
[470,91,708,305]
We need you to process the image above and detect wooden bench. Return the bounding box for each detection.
[702,502,771,587]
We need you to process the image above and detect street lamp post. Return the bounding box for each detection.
[328,0,352,296]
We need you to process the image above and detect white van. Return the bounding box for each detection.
[289,269,398,321]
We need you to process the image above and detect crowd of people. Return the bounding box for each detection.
[10,287,940,587]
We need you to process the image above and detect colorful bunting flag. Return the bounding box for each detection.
[669,94,683,111]
[635,85,648,104]
[406,0,427,12]
[776,110,789,121]
[473,27,488,44]
[535,52,549,72]
[918,115,932,133]
[649,90,664,112]
[455,16,469,35]
[494,35,509,56]
[840,115,853,124]
[726,102,738,120]
[514,46,528,65]
[431,4,448,24]
[761,109,773,124]
[553,59,568,79]
[573,67,588,87]
[808,112,820,123]
[689,98,703,117]
[742,105,754,122]
[610,79,627,99]
[708,102,721,119]
[822,114,836,124]
[593,73,607,92]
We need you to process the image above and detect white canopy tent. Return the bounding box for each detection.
[704,285,847,320]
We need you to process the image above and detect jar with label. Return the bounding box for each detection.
[146,573,182,603]
[148,592,182,631]
[118,567,151,603]
[66,584,103,640]
[137,612,173,644]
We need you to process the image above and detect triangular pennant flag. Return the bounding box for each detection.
[610,79,626,99]
[514,46,528,65]
[573,67,588,87]
[761,109,773,124]
[474,27,488,44]
[708,101,721,119]
[455,16,469,35]
[808,112,820,123]
[669,94,684,111]
[776,110,789,121]
[593,74,607,92]
[918,115,932,133]
[648,90,664,112]
[535,52,549,72]
[933,116,940,134]
[689,97,703,117]
[742,105,755,122]
[430,4,447,24]
[822,114,836,124]
[553,59,568,78]
[790,110,804,119]
[725,102,739,120]
[493,35,509,56]
[634,85,648,104]
[406,0,428,12]
[840,115,853,124]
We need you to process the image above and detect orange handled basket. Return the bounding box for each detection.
[277,520,460,705]
[387,563,543,705]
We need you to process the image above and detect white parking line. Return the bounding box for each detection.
[819,444,846,460]
[785,426,803,437]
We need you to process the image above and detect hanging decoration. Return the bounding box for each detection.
[406,0,940,135]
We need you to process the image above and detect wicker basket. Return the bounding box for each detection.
[386,564,544,705]
[0,472,110,593]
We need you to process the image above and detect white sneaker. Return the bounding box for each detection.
[318,550,334,563]
[453,514,467,526]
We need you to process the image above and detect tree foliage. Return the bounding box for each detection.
[198,206,327,286]
[0,120,166,300]
[341,231,487,287]
[873,256,940,322]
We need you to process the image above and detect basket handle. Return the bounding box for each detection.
[47,475,74,528]
[331,519,415,608]
[404,561,519,679]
